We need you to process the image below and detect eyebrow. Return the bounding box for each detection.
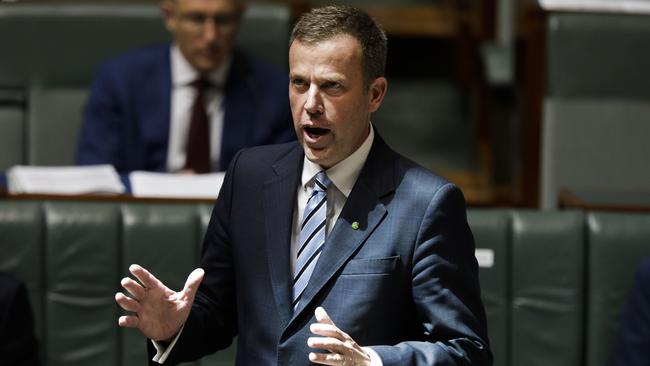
[288,72,346,84]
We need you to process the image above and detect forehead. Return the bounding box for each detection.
[289,35,363,76]
[174,0,238,12]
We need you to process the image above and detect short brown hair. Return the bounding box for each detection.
[289,5,387,86]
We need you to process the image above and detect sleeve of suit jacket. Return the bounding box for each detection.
[148,151,242,364]
[370,183,492,365]
[76,61,128,171]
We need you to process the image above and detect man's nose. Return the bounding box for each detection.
[304,85,323,115]
[202,19,220,41]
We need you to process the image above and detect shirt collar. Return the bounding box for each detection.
[301,123,375,198]
[170,44,231,87]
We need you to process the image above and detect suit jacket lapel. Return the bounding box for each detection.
[263,144,304,326]
[288,135,396,324]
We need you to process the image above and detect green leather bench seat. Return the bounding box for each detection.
[0,201,213,366]
[45,202,120,365]
[2,202,650,366]
[509,211,584,366]
[586,212,650,366]
[467,209,510,366]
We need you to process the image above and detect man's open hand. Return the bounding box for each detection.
[308,307,372,366]
[115,264,204,342]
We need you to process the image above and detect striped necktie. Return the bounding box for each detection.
[292,171,332,311]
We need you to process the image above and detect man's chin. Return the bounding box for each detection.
[191,56,223,73]
[304,147,337,169]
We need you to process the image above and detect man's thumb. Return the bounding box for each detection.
[183,268,205,297]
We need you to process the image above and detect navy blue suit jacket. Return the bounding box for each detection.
[608,258,650,366]
[156,134,492,365]
[76,44,294,173]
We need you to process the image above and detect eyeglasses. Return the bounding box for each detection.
[179,12,240,35]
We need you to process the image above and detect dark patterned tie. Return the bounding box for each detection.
[183,78,211,173]
[292,171,332,311]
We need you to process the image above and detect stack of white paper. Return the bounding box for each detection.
[129,171,225,199]
[539,0,650,13]
[7,165,125,195]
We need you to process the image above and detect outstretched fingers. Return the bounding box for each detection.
[118,314,139,328]
[129,264,163,290]
[115,292,140,312]
[121,277,145,300]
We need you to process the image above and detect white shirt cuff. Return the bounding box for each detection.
[151,325,184,364]
[364,347,383,366]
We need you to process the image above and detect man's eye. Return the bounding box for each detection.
[291,79,307,88]
[323,82,341,90]
[186,14,206,24]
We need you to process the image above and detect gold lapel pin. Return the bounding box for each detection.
[351,221,360,230]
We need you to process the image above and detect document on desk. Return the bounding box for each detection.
[539,0,650,13]
[7,165,125,194]
[130,171,224,199]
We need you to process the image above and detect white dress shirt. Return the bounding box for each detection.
[154,125,382,365]
[166,45,231,172]
[290,125,374,271]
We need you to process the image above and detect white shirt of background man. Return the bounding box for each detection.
[166,44,231,172]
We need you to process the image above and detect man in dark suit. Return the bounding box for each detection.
[0,273,41,366]
[608,258,650,366]
[116,5,491,365]
[76,0,294,174]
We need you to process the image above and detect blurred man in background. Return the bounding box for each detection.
[77,0,294,174]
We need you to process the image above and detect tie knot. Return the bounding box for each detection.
[313,171,331,193]
[191,77,211,92]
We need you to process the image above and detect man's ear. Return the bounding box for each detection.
[368,77,388,113]
[160,0,176,33]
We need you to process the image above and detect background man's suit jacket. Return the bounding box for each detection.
[0,273,40,366]
[608,258,650,366]
[76,44,294,173]
[153,134,492,365]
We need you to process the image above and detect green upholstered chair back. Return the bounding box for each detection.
[0,200,217,366]
[540,12,650,209]
[372,80,477,173]
[468,209,510,366]
[0,91,25,170]
[586,212,650,366]
[509,210,585,366]
[0,5,169,88]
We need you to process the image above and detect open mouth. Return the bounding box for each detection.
[305,127,330,137]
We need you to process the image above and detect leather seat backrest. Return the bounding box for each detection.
[510,210,585,366]
[540,12,650,209]
[468,209,511,366]
[586,212,650,366]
